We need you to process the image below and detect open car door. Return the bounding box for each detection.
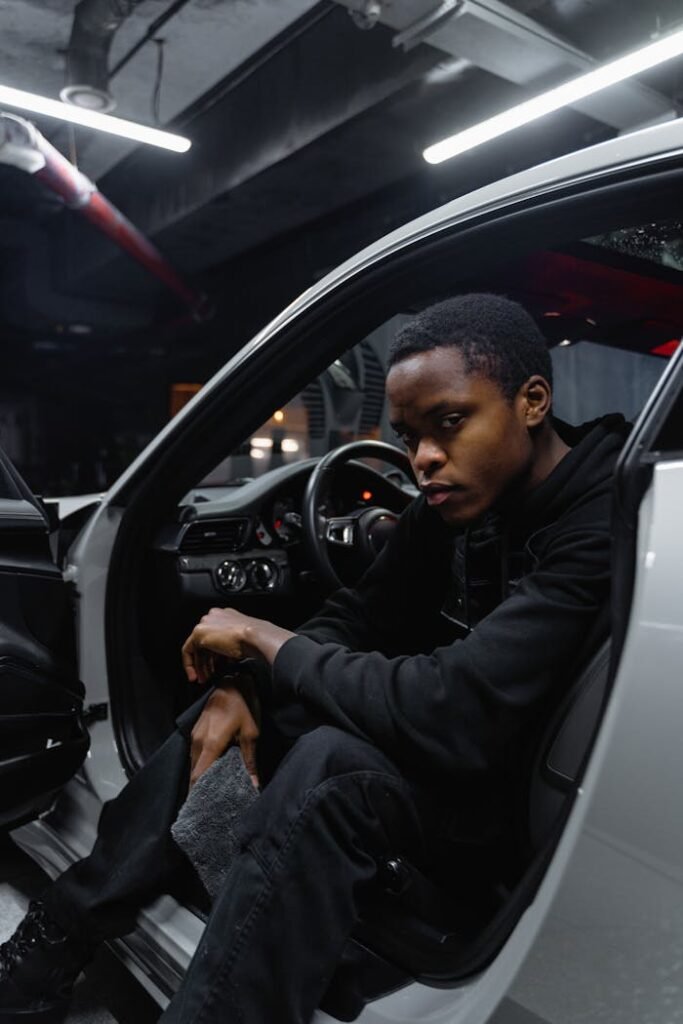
[0,447,88,831]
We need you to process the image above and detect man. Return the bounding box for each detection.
[0,294,626,1024]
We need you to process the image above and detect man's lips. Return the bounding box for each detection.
[421,483,463,506]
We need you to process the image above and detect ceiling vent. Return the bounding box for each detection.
[61,0,150,115]
[60,84,115,114]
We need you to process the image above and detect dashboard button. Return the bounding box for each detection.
[255,519,273,546]
[249,559,278,591]
[216,560,248,592]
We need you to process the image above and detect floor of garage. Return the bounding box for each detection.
[0,835,160,1023]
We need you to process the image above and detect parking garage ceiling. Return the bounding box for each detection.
[1,0,683,346]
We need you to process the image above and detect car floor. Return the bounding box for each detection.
[0,836,160,1023]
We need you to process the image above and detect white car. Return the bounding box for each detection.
[4,118,683,1024]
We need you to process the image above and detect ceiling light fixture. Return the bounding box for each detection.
[424,25,683,165]
[0,83,190,153]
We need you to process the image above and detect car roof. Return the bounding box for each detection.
[279,118,683,321]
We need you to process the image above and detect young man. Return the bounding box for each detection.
[0,294,626,1024]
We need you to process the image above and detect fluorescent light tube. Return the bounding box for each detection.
[424,25,683,164]
[0,83,190,153]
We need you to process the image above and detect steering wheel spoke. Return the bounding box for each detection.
[326,515,358,547]
[302,440,414,590]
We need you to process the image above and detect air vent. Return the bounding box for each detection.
[179,518,250,554]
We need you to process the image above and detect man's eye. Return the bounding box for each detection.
[441,415,463,429]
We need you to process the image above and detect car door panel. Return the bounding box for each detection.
[0,470,88,830]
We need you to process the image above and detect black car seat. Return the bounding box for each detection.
[321,638,613,1021]
[527,639,611,852]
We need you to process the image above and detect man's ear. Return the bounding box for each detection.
[521,375,552,427]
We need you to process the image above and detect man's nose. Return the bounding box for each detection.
[413,437,446,475]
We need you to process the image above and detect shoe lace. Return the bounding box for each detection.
[0,903,56,977]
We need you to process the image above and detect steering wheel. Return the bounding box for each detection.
[302,440,414,590]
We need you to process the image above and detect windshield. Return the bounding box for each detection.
[200,327,403,486]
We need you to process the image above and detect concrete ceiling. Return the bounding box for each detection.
[0,0,319,178]
[0,0,682,341]
[343,0,677,129]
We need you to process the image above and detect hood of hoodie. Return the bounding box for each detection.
[518,413,630,533]
[438,414,629,634]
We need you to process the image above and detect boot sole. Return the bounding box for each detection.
[0,1006,67,1023]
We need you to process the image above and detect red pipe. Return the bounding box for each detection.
[0,113,207,318]
[80,191,200,308]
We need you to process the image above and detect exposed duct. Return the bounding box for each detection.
[339,0,675,130]
[0,113,206,318]
[62,0,148,113]
[66,4,446,288]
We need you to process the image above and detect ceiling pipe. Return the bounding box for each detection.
[61,0,148,113]
[109,0,195,81]
[0,113,207,318]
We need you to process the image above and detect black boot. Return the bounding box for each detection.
[0,900,93,1023]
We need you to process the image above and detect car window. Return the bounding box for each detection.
[551,343,663,424]
[200,325,408,485]
[199,218,679,487]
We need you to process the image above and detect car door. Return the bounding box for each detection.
[0,445,88,831]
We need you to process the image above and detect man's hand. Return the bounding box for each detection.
[182,607,254,683]
[182,606,295,683]
[190,684,260,789]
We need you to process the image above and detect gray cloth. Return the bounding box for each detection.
[171,745,259,899]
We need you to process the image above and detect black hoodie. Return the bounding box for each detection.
[272,415,628,844]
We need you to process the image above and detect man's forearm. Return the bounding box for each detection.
[243,620,295,666]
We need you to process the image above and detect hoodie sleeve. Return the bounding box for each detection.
[293,498,445,656]
[272,518,611,780]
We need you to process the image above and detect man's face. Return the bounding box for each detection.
[386,346,538,527]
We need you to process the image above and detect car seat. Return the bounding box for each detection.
[321,639,613,1020]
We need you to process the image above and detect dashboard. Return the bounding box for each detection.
[154,458,415,605]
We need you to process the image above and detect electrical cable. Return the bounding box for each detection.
[152,37,165,124]
[109,0,192,79]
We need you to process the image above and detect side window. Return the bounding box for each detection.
[0,451,28,502]
[540,223,678,425]
[201,319,410,486]
[551,344,664,424]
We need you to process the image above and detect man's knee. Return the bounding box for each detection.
[280,725,398,785]
[239,726,411,877]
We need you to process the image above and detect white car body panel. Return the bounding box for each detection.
[508,460,683,1022]
[69,504,129,801]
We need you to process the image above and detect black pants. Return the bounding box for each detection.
[42,696,441,1024]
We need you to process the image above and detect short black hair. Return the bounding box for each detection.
[388,293,552,400]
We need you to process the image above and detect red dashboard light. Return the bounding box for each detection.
[361,490,373,502]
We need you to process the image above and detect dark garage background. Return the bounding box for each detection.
[1,0,682,494]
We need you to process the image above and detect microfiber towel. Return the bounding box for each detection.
[171,745,259,900]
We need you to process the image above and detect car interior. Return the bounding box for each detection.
[85,174,682,1017]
